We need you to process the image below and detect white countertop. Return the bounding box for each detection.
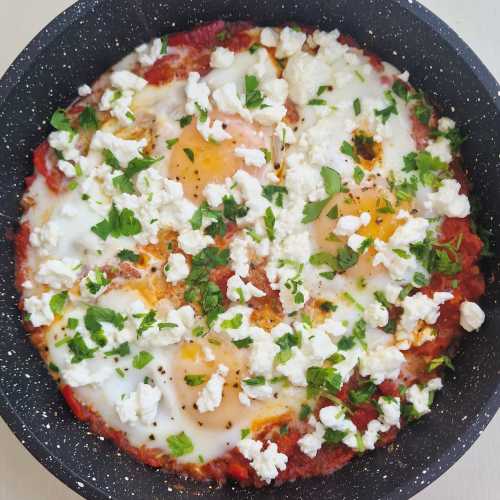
[0,1,498,499]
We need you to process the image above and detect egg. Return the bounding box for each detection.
[169,111,271,201]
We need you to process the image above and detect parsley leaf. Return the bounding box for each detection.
[321,166,342,195]
[132,351,154,369]
[184,374,206,386]
[50,108,73,132]
[374,90,398,124]
[91,204,142,240]
[353,166,365,184]
[183,148,195,162]
[104,342,131,357]
[232,337,253,349]
[117,249,140,262]
[79,106,99,130]
[262,185,288,207]
[302,197,332,223]
[68,333,98,364]
[167,432,194,457]
[244,74,264,109]
[264,207,276,241]
[179,115,193,128]
[49,291,68,315]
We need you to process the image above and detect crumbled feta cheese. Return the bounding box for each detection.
[334,213,370,236]
[385,283,403,304]
[36,258,80,289]
[260,27,279,47]
[378,396,401,428]
[116,392,139,424]
[237,439,288,483]
[57,159,77,178]
[78,84,92,96]
[29,221,61,257]
[459,301,485,332]
[196,118,232,142]
[177,229,214,255]
[389,216,429,247]
[137,383,162,424]
[426,138,452,164]
[212,82,251,121]
[319,405,357,434]
[362,419,389,450]
[397,291,454,346]
[203,182,231,207]
[213,305,253,340]
[407,377,442,415]
[298,418,325,458]
[276,346,310,386]
[226,274,266,303]
[24,292,55,327]
[229,235,250,277]
[63,361,112,388]
[202,345,215,362]
[164,253,190,283]
[364,302,389,328]
[347,233,368,253]
[90,131,147,166]
[210,47,235,68]
[276,26,307,58]
[110,70,147,92]
[234,146,267,167]
[196,364,229,413]
[425,179,470,218]
[135,38,163,67]
[249,329,280,377]
[438,117,456,132]
[185,72,211,115]
[359,346,406,384]
[372,239,419,283]
[283,51,331,105]
[48,131,80,162]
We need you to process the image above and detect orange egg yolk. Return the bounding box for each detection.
[169,112,270,202]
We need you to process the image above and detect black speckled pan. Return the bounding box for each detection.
[0,0,498,499]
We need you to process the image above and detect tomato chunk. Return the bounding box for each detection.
[33,141,64,192]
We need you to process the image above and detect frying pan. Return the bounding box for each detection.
[0,0,498,498]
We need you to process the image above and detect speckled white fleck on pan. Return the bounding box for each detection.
[0,0,498,499]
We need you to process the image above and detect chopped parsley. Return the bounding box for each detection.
[91,204,142,240]
[244,74,265,109]
[79,106,99,130]
[184,374,207,386]
[340,141,359,162]
[179,115,193,128]
[132,351,154,369]
[321,166,342,195]
[117,249,140,263]
[264,206,276,241]
[232,336,253,348]
[374,90,398,124]
[427,355,454,372]
[166,138,179,149]
[302,197,332,223]
[50,108,73,133]
[308,98,327,106]
[353,166,365,184]
[167,432,194,457]
[262,185,288,207]
[49,291,68,315]
[104,342,131,358]
[353,97,361,116]
[183,148,195,163]
[68,333,98,364]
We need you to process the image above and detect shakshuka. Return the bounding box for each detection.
[15,21,486,487]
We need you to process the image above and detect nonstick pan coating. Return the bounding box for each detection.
[0,1,498,499]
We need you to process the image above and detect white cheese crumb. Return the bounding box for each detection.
[177,229,214,255]
[36,258,80,289]
[234,146,267,167]
[185,71,211,115]
[135,38,163,67]
[63,362,112,389]
[78,84,92,97]
[459,301,485,332]
[237,439,288,483]
[226,274,266,303]
[334,213,370,236]
[260,27,279,47]
[425,179,470,218]
[196,118,232,143]
[210,46,235,68]
[24,292,55,327]
[298,418,325,458]
[407,377,443,415]
[196,364,229,413]
[364,302,389,328]
[359,346,406,384]
[378,396,401,428]
[276,26,307,58]
[164,253,190,283]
